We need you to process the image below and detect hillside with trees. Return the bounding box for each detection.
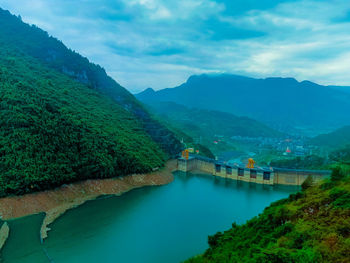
[309,126,350,150]
[0,48,169,197]
[0,8,182,157]
[144,101,283,139]
[270,155,328,170]
[0,9,183,197]
[186,149,350,263]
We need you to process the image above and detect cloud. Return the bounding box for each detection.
[1,0,350,91]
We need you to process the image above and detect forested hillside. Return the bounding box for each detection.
[0,48,168,197]
[309,126,350,150]
[270,155,328,170]
[0,9,184,197]
[0,8,182,157]
[186,149,350,263]
[145,101,283,139]
[148,115,216,159]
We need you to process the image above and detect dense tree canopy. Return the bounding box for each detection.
[0,48,166,197]
[0,8,182,158]
[0,8,187,197]
[270,155,328,169]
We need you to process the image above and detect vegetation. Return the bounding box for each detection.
[193,144,215,159]
[186,155,350,262]
[151,117,215,159]
[143,101,283,139]
[309,126,350,150]
[0,37,168,197]
[141,101,282,158]
[270,155,328,169]
[0,8,182,157]
[270,147,350,170]
[330,146,350,165]
[0,8,188,197]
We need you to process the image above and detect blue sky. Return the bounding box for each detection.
[1,0,350,92]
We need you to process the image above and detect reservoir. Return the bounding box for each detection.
[1,172,298,263]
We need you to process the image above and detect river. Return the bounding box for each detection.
[1,172,298,263]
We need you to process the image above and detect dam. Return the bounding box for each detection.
[177,155,332,186]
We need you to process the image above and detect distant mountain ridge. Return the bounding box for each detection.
[136,74,350,132]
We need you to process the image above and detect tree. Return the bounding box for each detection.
[301,175,313,191]
[331,166,345,182]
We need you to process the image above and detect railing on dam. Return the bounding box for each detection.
[177,155,332,186]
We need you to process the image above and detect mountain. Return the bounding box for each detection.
[0,8,182,158]
[136,74,350,133]
[145,101,283,139]
[309,126,350,150]
[329,85,350,94]
[0,9,181,197]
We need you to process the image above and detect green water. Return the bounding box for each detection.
[1,172,298,263]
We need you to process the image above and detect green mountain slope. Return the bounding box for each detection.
[186,162,350,263]
[147,113,216,159]
[0,8,182,157]
[309,126,350,150]
[145,101,283,139]
[0,9,183,197]
[0,48,167,197]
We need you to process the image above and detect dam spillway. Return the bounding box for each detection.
[177,155,331,186]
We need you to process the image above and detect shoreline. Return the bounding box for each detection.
[0,222,9,251]
[0,160,176,242]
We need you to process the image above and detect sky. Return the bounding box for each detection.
[1,0,350,92]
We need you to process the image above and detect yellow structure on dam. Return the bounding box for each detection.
[181,149,190,160]
[177,155,331,186]
[246,158,255,169]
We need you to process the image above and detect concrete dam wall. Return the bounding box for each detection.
[177,156,331,186]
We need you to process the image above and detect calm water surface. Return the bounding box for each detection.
[1,172,298,263]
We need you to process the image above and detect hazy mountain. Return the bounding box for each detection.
[328,85,350,94]
[309,125,350,149]
[136,74,350,132]
[145,101,283,139]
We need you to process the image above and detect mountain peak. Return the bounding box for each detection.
[136,87,155,97]
[144,87,156,93]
